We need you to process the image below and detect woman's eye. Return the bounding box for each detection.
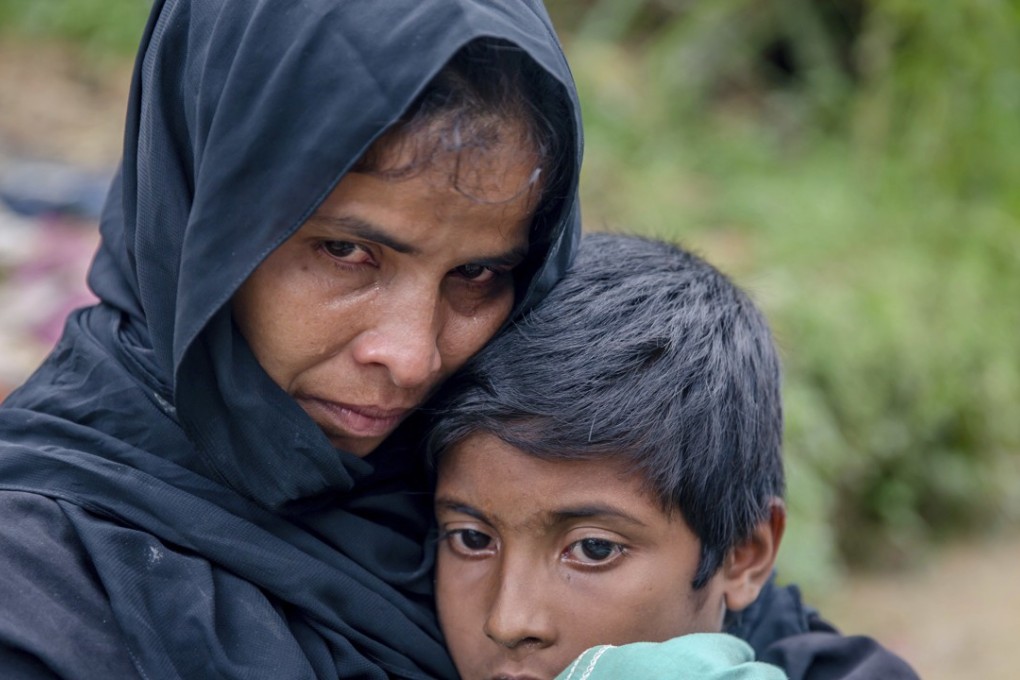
[449,529,496,555]
[452,263,498,283]
[565,538,624,565]
[322,240,372,264]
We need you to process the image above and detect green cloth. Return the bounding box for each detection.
[556,633,788,680]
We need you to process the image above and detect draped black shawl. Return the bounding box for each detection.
[0,1,581,678]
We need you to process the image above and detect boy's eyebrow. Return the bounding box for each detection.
[546,504,649,528]
[435,498,492,524]
[435,498,649,530]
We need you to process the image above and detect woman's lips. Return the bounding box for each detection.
[298,397,411,438]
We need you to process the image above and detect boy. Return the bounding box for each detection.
[427,233,787,679]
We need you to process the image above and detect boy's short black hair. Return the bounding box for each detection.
[426,233,784,588]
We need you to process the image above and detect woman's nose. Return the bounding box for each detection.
[482,566,556,652]
[350,289,443,389]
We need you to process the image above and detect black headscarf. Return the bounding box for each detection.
[0,1,581,677]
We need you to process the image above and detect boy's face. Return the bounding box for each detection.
[435,433,730,680]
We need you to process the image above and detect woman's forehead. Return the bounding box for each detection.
[355,118,544,208]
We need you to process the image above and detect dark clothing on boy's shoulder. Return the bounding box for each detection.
[728,576,920,679]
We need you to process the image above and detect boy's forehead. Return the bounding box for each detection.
[437,432,633,488]
[435,433,682,533]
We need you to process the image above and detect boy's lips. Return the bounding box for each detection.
[297,396,412,438]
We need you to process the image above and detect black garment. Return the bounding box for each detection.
[0,1,581,678]
[728,576,921,680]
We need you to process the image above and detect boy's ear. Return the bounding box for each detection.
[719,498,786,613]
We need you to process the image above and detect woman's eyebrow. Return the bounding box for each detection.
[473,243,530,269]
[304,214,529,266]
[305,215,419,254]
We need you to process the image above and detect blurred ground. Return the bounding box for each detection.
[812,534,1020,680]
[2,39,1018,680]
[0,39,129,166]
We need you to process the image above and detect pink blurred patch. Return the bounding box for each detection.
[0,211,100,398]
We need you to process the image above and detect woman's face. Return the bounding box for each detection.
[232,136,538,456]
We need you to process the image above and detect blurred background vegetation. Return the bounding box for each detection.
[545,0,1020,594]
[0,0,149,56]
[1,0,1018,608]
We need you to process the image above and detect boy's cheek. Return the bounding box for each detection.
[435,557,486,675]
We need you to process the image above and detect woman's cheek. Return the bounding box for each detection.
[441,291,514,368]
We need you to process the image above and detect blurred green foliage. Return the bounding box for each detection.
[2,0,1018,592]
[548,0,1020,590]
[0,0,150,55]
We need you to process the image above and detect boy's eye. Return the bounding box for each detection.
[448,529,496,555]
[322,240,373,263]
[452,263,498,283]
[564,538,624,565]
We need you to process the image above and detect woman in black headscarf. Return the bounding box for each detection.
[0,1,580,678]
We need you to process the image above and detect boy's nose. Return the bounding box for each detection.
[482,567,556,651]
[350,289,443,389]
